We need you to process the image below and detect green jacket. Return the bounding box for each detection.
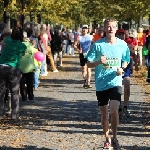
[19,41,36,73]
[0,36,26,68]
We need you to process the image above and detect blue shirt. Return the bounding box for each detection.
[79,35,92,53]
[86,38,130,91]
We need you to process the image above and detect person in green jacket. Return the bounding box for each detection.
[19,32,37,101]
[0,27,26,120]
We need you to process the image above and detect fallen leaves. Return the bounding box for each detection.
[133,66,150,131]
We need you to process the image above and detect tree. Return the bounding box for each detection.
[0,0,149,28]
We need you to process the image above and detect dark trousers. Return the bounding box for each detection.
[0,66,21,119]
[20,72,34,100]
[4,88,9,104]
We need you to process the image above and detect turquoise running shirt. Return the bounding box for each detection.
[86,37,130,91]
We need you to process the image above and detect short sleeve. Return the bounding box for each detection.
[122,46,130,63]
[86,43,97,62]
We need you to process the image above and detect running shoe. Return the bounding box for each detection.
[118,110,123,120]
[103,141,111,149]
[83,80,87,88]
[123,108,130,118]
[111,139,121,149]
[53,69,59,72]
[87,85,92,88]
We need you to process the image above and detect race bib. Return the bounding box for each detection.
[103,58,120,69]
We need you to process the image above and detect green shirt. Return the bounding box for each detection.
[0,36,27,68]
[19,41,37,73]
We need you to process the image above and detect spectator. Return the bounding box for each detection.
[0,27,26,120]
[61,28,68,55]
[31,40,41,91]
[19,32,36,101]
[26,27,39,49]
[42,25,59,73]
[53,30,63,67]
[67,29,75,56]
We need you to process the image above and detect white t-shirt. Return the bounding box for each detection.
[68,33,74,42]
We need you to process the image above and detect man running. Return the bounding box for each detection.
[92,26,105,43]
[86,18,130,149]
[116,29,139,118]
[74,25,93,88]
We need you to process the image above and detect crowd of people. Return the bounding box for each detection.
[0,24,76,120]
[0,19,150,149]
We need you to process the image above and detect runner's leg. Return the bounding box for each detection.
[110,100,120,139]
[87,67,92,86]
[123,76,130,108]
[96,91,110,142]
[100,105,110,141]
[81,66,87,82]
[80,54,87,87]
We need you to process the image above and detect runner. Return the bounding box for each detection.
[86,18,130,149]
[116,29,139,118]
[124,29,138,74]
[74,25,93,88]
[92,26,105,43]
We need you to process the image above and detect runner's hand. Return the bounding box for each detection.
[100,55,106,64]
[116,68,123,76]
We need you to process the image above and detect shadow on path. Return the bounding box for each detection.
[0,146,52,150]
[1,96,149,138]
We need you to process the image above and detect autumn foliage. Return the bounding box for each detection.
[0,0,149,27]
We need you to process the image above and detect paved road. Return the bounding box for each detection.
[0,55,149,150]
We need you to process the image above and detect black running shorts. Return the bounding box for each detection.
[96,86,122,106]
[79,53,87,66]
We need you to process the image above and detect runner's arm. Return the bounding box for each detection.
[87,60,101,68]
[74,37,81,53]
[87,54,106,68]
